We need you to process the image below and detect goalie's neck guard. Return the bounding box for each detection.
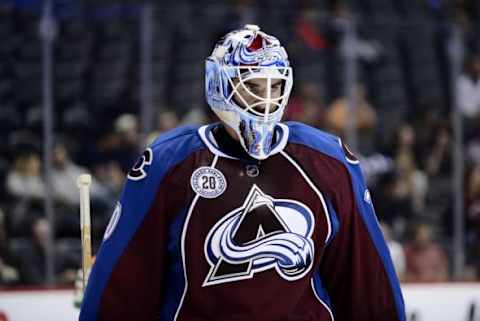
[198,123,289,161]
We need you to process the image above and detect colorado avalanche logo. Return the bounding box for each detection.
[203,184,315,286]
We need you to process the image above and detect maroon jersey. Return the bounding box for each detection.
[80,122,405,321]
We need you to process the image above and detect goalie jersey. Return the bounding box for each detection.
[79,122,406,321]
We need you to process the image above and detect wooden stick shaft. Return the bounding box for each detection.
[77,174,92,291]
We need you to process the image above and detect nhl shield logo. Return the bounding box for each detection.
[191,166,227,199]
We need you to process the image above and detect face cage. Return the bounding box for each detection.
[216,65,293,160]
[221,65,293,121]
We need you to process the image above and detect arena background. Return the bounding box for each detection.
[0,0,479,320]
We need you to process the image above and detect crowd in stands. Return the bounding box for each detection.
[0,0,479,286]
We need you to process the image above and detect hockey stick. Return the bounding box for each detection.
[77,174,93,291]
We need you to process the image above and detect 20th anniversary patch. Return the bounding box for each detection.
[190,167,227,199]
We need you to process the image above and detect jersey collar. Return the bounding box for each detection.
[198,123,289,160]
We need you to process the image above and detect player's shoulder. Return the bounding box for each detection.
[285,121,359,166]
[127,125,205,182]
[150,124,202,150]
[148,124,207,159]
[286,121,339,145]
[286,121,342,156]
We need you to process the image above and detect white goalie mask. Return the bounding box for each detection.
[205,24,293,160]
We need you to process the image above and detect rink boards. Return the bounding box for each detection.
[0,283,479,321]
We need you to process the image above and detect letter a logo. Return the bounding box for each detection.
[203,185,315,286]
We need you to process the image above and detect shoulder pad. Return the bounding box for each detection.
[127,125,203,182]
[286,121,359,166]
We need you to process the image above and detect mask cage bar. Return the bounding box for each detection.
[222,66,292,119]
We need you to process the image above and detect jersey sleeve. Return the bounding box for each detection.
[79,126,202,321]
[318,148,406,321]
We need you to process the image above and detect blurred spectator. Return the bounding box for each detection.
[5,151,45,236]
[157,110,180,133]
[51,141,111,207]
[94,114,140,173]
[404,223,449,282]
[92,160,125,208]
[0,259,17,287]
[326,85,377,134]
[453,1,479,53]
[457,54,480,119]
[392,124,429,215]
[325,84,378,153]
[6,151,44,201]
[295,9,328,51]
[17,218,50,285]
[115,114,139,146]
[380,221,406,281]
[113,114,140,171]
[0,209,19,286]
[373,171,413,235]
[424,124,452,177]
[465,164,480,278]
[17,217,78,285]
[467,134,480,165]
[285,82,326,128]
[373,124,433,239]
[51,140,114,238]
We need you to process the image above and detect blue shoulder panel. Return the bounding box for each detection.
[286,121,406,321]
[79,125,205,321]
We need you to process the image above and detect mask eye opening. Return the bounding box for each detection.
[222,66,293,117]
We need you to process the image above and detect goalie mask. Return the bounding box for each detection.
[205,24,293,160]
